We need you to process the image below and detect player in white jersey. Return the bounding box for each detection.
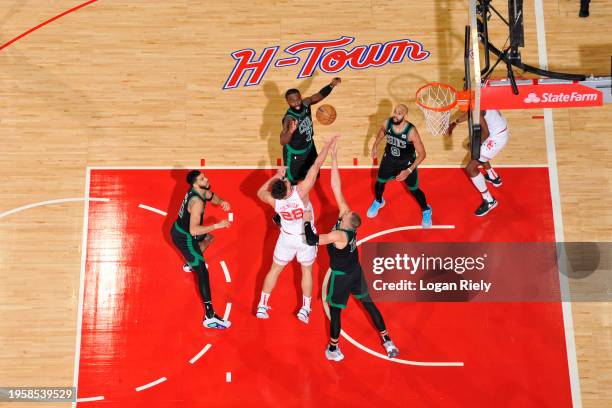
[449,109,509,216]
[256,135,338,323]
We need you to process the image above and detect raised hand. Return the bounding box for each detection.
[324,133,341,146]
[331,138,339,159]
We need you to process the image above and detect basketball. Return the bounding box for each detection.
[316,104,337,125]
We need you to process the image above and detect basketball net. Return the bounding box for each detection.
[416,83,470,136]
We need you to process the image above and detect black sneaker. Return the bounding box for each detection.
[579,7,589,17]
[272,213,281,227]
[484,174,502,187]
[475,199,498,217]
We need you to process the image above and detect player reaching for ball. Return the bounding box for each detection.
[280,77,341,184]
[367,104,432,227]
[303,139,399,361]
[256,135,340,324]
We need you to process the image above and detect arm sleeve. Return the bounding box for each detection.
[319,84,333,97]
[304,222,319,246]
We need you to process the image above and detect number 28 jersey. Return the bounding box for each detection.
[275,186,314,235]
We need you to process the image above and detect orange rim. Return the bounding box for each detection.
[456,90,472,112]
[415,82,459,112]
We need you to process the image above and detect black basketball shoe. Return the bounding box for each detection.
[475,199,498,217]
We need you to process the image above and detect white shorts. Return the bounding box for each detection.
[479,129,508,162]
[273,231,317,266]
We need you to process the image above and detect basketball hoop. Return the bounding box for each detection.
[415,83,470,136]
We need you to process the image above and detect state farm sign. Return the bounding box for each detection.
[480,82,603,110]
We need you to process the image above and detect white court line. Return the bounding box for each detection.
[321,273,463,367]
[223,302,232,321]
[138,203,167,216]
[357,225,455,245]
[135,376,167,392]
[339,326,462,367]
[72,171,93,408]
[76,396,105,403]
[322,224,463,367]
[189,344,212,364]
[0,197,109,219]
[220,261,231,283]
[535,1,581,406]
[226,372,232,382]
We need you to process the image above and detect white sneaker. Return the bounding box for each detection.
[325,345,344,362]
[256,305,270,319]
[182,263,193,273]
[296,306,311,324]
[203,314,231,329]
[383,340,399,358]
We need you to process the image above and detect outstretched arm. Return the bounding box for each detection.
[303,211,346,247]
[448,110,488,136]
[305,227,346,246]
[209,191,231,211]
[298,134,340,199]
[189,199,231,236]
[447,111,468,135]
[257,167,286,206]
[302,77,341,106]
[330,140,350,217]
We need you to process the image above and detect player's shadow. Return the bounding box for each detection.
[162,169,203,301]
[460,135,472,166]
[365,99,392,195]
[239,161,282,314]
[163,169,189,264]
[363,98,393,157]
[259,74,316,166]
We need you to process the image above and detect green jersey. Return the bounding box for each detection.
[176,189,206,234]
[283,103,314,152]
[384,120,415,161]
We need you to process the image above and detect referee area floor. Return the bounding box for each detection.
[75,167,571,407]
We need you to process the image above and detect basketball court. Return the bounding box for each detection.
[1,1,610,407]
[70,166,571,406]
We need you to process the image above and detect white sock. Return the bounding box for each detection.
[259,292,270,307]
[471,174,493,202]
[486,168,498,179]
[302,295,312,310]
